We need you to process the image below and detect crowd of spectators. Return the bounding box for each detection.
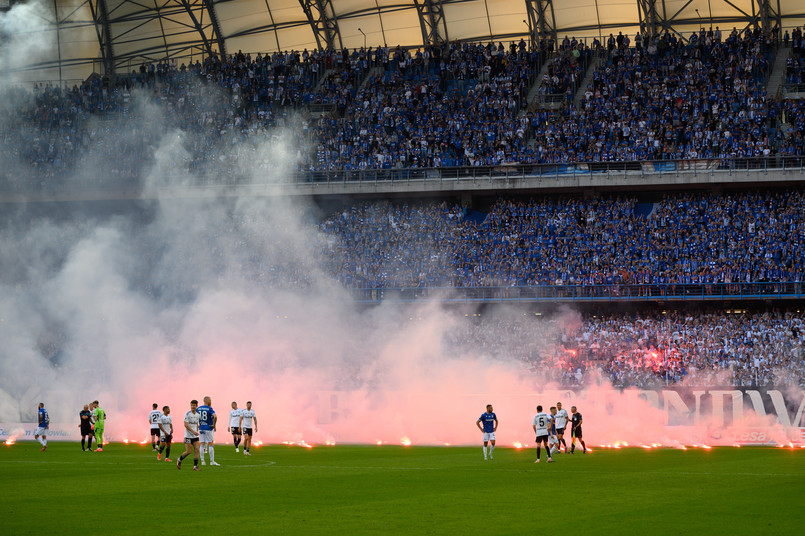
[536,44,589,105]
[445,309,805,388]
[539,27,778,163]
[3,25,805,187]
[319,190,805,289]
[308,40,539,170]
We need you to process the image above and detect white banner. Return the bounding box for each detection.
[1,423,86,442]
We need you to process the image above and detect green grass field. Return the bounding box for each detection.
[3,442,804,535]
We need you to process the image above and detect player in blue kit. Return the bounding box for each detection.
[35,402,49,452]
[197,396,219,466]
[476,404,498,460]
[548,406,559,455]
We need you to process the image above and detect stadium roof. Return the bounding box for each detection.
[3,0,805,83]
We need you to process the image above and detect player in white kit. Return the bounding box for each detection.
[148,403,163,451]
[157,405,173,461]
[228,402,243,452]
[532,405,554,463]
[239,401,258,456]
[555,402,570,453]
[177,400,201,471]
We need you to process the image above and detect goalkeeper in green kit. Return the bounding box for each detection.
[93,400,106,451]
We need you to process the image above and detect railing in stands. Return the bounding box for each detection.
[295,156,805,185]
[784,82,805,95]
[347,282,805,303]
[2,156,804,195]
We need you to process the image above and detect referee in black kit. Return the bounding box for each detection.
[79,404,94,451]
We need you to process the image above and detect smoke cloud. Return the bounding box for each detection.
[1,73,801,450]
[0,0,57,84]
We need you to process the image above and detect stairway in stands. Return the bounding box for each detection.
[522,55,555,113]
[573,53,604,107]
[766,46,791,99]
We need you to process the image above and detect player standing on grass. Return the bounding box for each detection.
[197,396,219,466]
[569,406,586,454]
[148,403,162,451]
[79,404,93,451]
[157,406,173,461]
[476,404,498,460]
[548,406,559,455]
[178,400,200,470]
[228,401,243,453]
[93,401,106,452]
[532,405,553,463]
[239,401,257,456]
[86,402,96,451]
[34,402,49,452]
[555,402,569,453]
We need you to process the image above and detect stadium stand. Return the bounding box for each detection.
[3,29,805,185]
[446,309,805,388]
[319,191,805,290]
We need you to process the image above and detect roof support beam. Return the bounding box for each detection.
[88,0,116,75]
[755,0,781,31]
[636,0,666,38]
[202,0,226,58]
[298,0,343,51]
[525,0,557,47]
[413,0,447,45]
[175,0,224,59]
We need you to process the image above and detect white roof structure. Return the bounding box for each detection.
[2,0,804,83]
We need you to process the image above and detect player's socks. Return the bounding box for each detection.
[42,438,48,447]
[165,445,171,458]
[536,447,541,460]
[81,438,85,450]
[561,438,567,451]
[489,445,495,458]
[482,445,487,459]
[193,458,198,468]
[208,446,216,463]
[570,444,575,453]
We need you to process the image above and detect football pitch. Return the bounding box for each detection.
[3,442,803,535]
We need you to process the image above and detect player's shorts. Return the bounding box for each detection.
[555,426,566,435]
[572,427,583,439]
[535,434,549,443]
[34,427,48,436]
[482,432,495,441]
[230,427,241,435]
[150,428,161,437]
[243,427,253,437]
[80,424,93,436]
[184,437,199,444]
[199,430,214,443]
[160,433,173,443]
